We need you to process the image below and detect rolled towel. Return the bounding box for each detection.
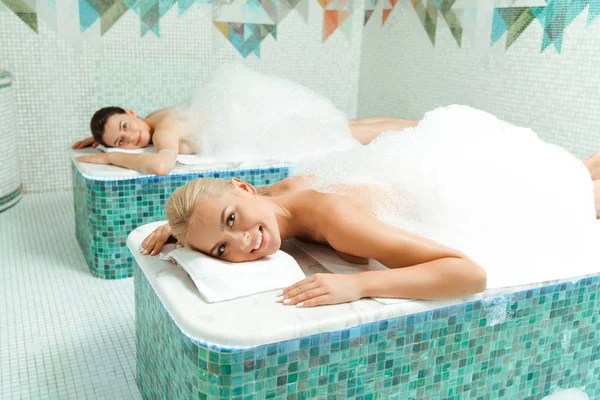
[96,144,281,166]
[97,144,155,154]
[162,245,306,303]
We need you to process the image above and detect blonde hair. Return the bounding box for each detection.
[166,178,233,247]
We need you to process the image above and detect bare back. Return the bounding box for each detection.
[273,185,376,264]
[145,108,197,154]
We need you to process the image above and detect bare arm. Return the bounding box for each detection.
[324,203,486,298]
[76,122,180,175]
[102,151,177,176]
[72,136,97,149]
[111,121,181,175]
[350,118,419,145]
[282,201,486,306]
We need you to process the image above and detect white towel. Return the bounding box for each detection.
[96,144,284,166]
[164,246,306,303]
[97,144,155,154]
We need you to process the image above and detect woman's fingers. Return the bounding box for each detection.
[282,275,316,296]
[141,233,157,255]
[150,232,170,255]
[280,281,320,302]
[72,137,95,149]
[278,274,362,308]
[76,154,108,164]
[141,232,154,251]
[140,225,172,255]
[297,295,333,308]
[284,287,328,305]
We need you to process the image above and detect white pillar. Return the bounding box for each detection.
[0,71,22,212]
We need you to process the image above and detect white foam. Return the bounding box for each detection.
[295,105,600,289]
[480,295,515,326]
[542,388,589,400]
[173,64,360,162]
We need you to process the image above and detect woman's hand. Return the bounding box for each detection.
[278,273,364,307]
[72,136,98,149]
[141,224,177,255]
[76,153,112,165]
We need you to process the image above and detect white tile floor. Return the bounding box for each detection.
[1,192,142,400]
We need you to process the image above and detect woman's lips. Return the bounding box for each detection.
[255,226,266,252]
[260,226,266,251]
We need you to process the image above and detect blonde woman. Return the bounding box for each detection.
[141,106,600,308]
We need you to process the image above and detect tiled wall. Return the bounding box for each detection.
[358,1,600,158]
[4,0,600,192]
[0,0,364,192]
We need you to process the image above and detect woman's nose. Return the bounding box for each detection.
[239,230,251,251]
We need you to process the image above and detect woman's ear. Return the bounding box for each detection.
[124,108,137,117]
[230,178,257,195]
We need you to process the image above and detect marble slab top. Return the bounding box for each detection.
[128,222,599,348]
[71,148,291,179]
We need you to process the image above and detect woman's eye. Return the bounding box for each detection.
[218,243,227,256]
[118,139,123,146]
[227,212,235,228]
[123,123,127,130]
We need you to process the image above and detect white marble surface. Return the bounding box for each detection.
[71,148,292,179]
[128,221,600,347]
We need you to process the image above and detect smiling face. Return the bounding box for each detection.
[186,181,282,262]
[102,109,152,149]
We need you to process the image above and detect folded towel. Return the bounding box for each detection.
[164,246,306,303]
[96,144,283,166]
[97,144,155,154]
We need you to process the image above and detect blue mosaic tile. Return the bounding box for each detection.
[73,162,290,279]
[135,264,600,399]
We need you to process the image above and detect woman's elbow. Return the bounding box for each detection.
[466,260,487,294]
[148,160,174,176]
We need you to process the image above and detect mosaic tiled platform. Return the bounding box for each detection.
[73,162,290,279]
[135,264,600,400]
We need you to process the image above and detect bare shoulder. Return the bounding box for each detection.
[152,113,190,140]
[297,191,359,227]
[266,176,313,196]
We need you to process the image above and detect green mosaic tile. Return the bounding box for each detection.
[73,162,290,279]
[0,184,22,212]
[135,264,600,399]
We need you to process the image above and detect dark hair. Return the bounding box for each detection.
[90,106,126,146]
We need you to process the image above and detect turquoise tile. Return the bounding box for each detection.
[73,162,290,279]
[135,264,600,399]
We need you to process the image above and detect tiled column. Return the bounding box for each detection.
[0,71,22,212]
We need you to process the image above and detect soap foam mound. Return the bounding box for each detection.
[175,64,359,161]
[542,388,589,400]
[296,105,600,288]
